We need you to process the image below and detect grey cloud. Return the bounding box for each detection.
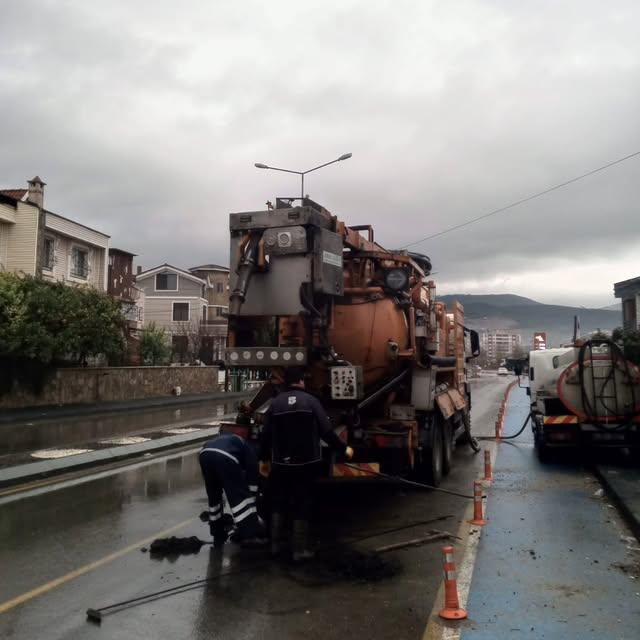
[1,0,639,306]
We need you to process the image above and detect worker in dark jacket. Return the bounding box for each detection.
[259,367,354,560]
[199,433,267,547]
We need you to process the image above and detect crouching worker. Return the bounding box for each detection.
[199,433,267,548]
[259,367,354,561]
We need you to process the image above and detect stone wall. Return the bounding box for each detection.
[0,366,221,409]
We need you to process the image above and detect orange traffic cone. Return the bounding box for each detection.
[495,419,502,441]
[468,481,487,526]
[483,450,493,483]
[438,545,468,620]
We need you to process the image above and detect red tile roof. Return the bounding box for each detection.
[0,189,27,201]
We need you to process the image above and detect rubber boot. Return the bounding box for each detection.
[211,524,228,548]
[292,520,315,562]
[270,512,285,557]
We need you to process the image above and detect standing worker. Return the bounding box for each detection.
[259,367,354,561]
[199,433,267,547]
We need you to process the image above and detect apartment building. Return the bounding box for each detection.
[108,248,144,330]
[189,263,229,361]
[479,329,522,362]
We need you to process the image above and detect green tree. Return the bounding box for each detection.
[0,273,126,394]
[612,327,640,365]
[139,322,171,365]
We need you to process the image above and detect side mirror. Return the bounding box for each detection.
[465,328,480,358]
[526,387,531,396]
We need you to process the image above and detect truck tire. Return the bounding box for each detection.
[420,420,444,487]
[442,419,453,476]
[534,437,551,463]
[456,409,471,445]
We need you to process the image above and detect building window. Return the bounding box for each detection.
[216,307,224,317]
[43,237,55,271]
[71,246,89,279]
[216,282,224,293]
[156,273,178,290]
[173,302,190,321]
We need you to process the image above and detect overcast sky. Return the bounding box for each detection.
[2,0,639,307]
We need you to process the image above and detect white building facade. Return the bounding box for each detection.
[479,329,523,362]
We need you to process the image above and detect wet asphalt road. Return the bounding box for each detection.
[0,399,237,458]
[0,376,510,640]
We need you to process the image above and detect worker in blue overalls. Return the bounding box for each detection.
[199,433,267,547]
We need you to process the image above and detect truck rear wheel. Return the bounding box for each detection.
[442,419,453,476]
[534,434,552,463]
[419,420,443,487]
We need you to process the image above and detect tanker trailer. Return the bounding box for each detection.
[222,197,479,486]
[529,338,640,461]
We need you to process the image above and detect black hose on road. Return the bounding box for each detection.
[342,463,479,499]
[477,412,531,442]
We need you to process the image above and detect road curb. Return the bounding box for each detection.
[0,425,222,489]
[593,464,640,541]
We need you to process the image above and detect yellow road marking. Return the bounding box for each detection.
[0,517,196,615]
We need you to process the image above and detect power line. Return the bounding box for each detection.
[403,150,640,249]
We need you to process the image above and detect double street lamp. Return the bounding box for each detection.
[254,153,352,200]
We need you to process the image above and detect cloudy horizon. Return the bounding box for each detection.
[2,0,639,308]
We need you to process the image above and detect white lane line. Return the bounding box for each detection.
[442,519,483,640]
[423,403,505,639]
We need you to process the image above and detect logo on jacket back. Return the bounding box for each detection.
[288,396,297,406]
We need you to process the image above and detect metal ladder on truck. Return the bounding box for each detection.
[584,341,620,423]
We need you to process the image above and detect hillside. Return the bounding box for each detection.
[438,294,621,347]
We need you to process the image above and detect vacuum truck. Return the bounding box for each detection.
[529,338,640,461]
[221,197,479,486]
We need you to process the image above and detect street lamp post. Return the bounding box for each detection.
[254,153,352,200]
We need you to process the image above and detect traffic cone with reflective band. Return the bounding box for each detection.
[495,419,501,441]
[468,481,487,526]
[483,450,493,483]
[438,545,467,620]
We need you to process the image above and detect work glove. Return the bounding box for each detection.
[259,460,271,477]
[345,446,354,460]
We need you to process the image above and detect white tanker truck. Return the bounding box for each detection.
[528,339,640,460]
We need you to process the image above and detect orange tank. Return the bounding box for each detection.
[328,297,409,387]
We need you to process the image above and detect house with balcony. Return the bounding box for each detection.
[135,264,208,361]
[0,177,109,289]
[614,276,640,330]
[108,248,144,329]
[189,263,229,362]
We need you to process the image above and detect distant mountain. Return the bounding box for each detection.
[438,294,622,347]
[440,294,542,308]
[599,302,622,312]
